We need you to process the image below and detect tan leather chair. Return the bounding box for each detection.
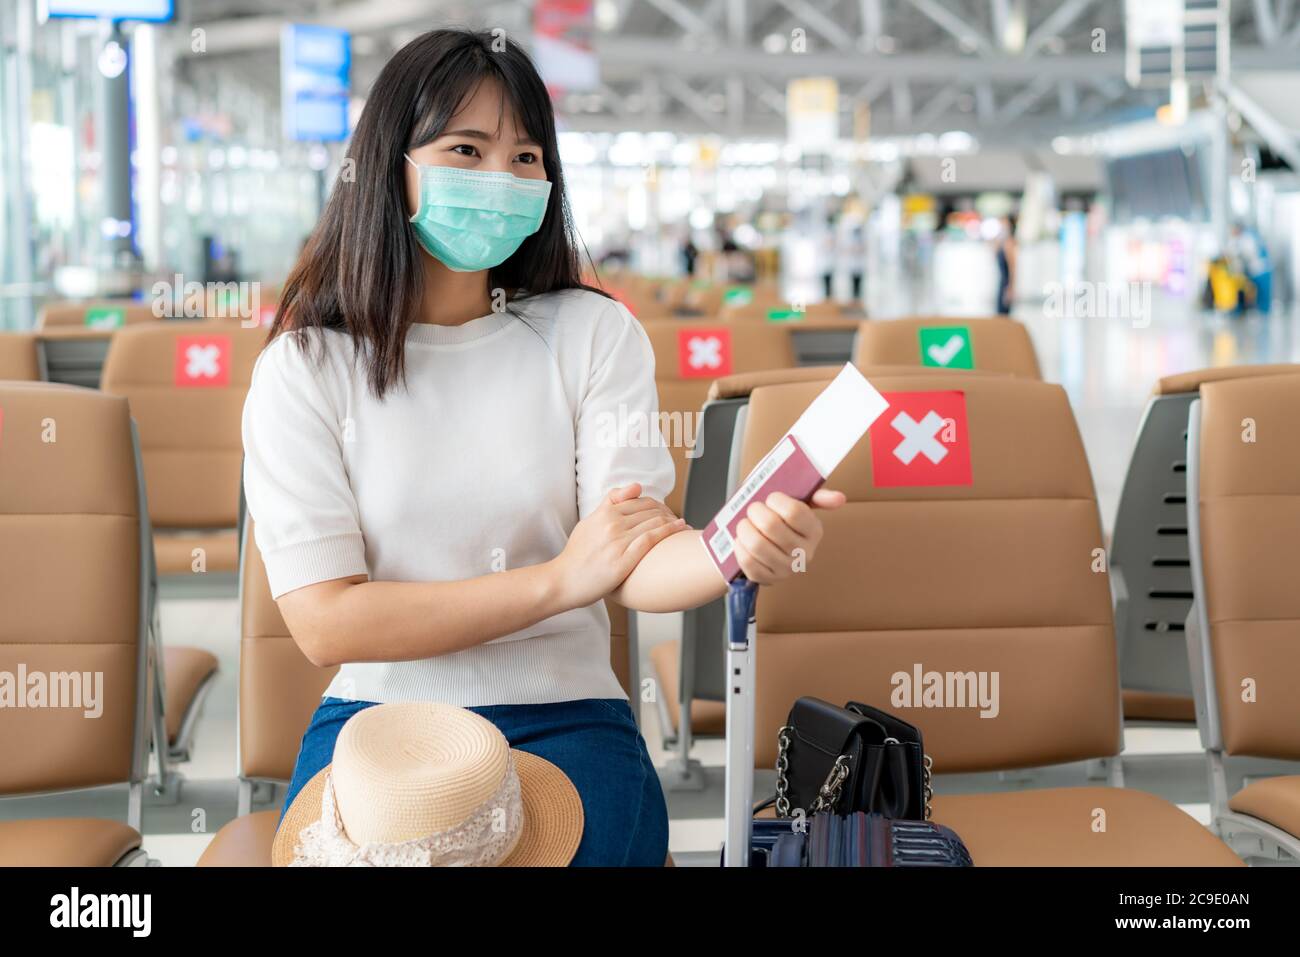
[1186,372,1300,862]
[100,321,266,761]
[734,371,1241,865]
[0,332,41,380]
[1113,363,1300,724]
[651,364,1005,788]
[641,319,796,516]
[199,518,643,865]
[853,316,1041,379]
[101,320,265,577]
[0,382,156,865]
[196,519,336,866]
[38,300,160,330]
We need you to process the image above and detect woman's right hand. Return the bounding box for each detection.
[550,483,686,610]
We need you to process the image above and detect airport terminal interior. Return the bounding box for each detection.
[2,0,1300,875]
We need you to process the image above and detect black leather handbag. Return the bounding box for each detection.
[762,697,933,821]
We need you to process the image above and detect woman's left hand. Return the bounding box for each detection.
[732,489,846,585]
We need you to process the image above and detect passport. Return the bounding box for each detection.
[701,364,889,581]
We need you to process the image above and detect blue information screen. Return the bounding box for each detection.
[42,0,174,20]
[281,24,352,142]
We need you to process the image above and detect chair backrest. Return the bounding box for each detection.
[1112,363,1300,719]
[739,371,1119,772]
[38,300,159,331]
[101,320,265,529]
[0,383,147,794]
[1189,372,1300,761]
[853,317,1041,378]
[0,333,40,380]
[607,601,634,698]
[238,519,337,782]
[641,319,797,515]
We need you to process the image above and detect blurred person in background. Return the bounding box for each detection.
[821,214,837,300]
[995,214,1017,316]
[680,231,698,278]
[1231,221,1272,315]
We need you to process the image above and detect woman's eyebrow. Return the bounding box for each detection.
[440,128,541,147]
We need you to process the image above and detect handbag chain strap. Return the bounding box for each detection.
[775,725,935,820]
[774,724,850,817]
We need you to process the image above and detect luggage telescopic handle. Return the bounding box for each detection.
[726,576,759,649]
[723,576,760,867]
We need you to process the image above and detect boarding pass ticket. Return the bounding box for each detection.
[702,364,890,582]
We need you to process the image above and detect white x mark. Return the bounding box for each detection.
[185,344,222,379]
[687,335,723,370]
[891,410,948,465]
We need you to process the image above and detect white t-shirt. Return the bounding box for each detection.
[240,288,674,706]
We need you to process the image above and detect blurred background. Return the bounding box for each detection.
[2,0,1298,327]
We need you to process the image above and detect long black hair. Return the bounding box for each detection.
[273,29,606,398]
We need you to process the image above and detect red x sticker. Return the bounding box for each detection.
[174,335,231,388]
[869,390,972,487]
[677,327,732,378]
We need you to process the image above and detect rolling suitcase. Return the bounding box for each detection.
[721,577,972,867]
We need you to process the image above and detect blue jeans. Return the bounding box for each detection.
[281,697,669,867]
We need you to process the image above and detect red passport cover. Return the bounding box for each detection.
[701,433,825,581]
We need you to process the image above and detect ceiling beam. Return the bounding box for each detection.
[860,0,884,47]
[1023,0,1098,58]
[905,0,995,55]
[642,0,715,36]
[772,0,854,50]
[1253,0,1280,45]
[916,84,962,127]
[659,74,722,130]
[892,79,913,124]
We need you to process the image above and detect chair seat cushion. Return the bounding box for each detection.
[163,645,219,744]
[196,810,280,867]
[0,818,141,866]
[1122,689,1196,723]
[1228,775,1300,838]
[154,529,238,575]
[648,639,725,735]
[931,787,1243,866]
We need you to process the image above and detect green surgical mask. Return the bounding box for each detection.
[405,154,552,272]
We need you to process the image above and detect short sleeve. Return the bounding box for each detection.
[241,333,369,598]
[573,300,676,518]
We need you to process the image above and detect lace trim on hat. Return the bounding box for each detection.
[290,757,524,867]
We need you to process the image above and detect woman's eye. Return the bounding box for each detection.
[516,152,538,164]
[451,144,478,157]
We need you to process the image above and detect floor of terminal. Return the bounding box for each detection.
[4,302,1299,866]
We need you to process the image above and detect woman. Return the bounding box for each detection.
[242,29,843,866]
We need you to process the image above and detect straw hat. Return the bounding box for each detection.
[272,702,583,867]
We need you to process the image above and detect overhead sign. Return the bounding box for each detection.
[40,0,173,21]
[787,77,839,151]
[533,0,599,92]
[281,23,351,142]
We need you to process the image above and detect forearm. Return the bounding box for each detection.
[611,528,727,613]
[280,562,568,667]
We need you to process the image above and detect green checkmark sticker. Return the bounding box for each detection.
[766,309,803,323]
[918,326,974,369]
[84,306,126,329]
